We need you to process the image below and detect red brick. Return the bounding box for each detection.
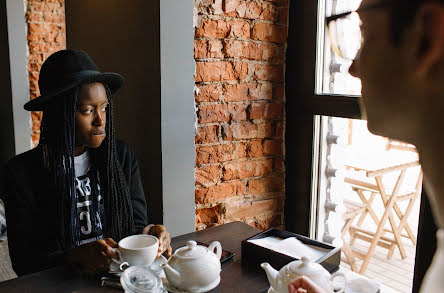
[222,158,273,180]
[222,122,273,140]
[263,0,288,3]
[198,104,230,123]
[248,176,284,195]
[223,40,278,62]
[29,81,39,93]
[29,71,39,82]
[246,140,265,157]
[275,121,284,137]
[31,132,40,145]
[28,63,40,73]
[29,53,44,64]
[45,3,64,14]
[274,157,284,173]
[196,143,246,165]
[248,102,283,120]
[195,181,246,204]
[28,42,64,54]
[259,2,277,22]
[195,125,219,144]
[31,111,43,121]
[27,13,43,22]
[224,0,277,21]
[195,165,220,186]
[245,139,282,157]
[194,39,223,59]
[195,61,248,82]
[223,83,272,102]
[195,84,220,102]
[196,205,223,225]
[195,18,250,39]
[277,6,289,25]
[43,13,65,24]
[251,23,287,43]
[264,139,283,155]
[253,64,284,82]
[30,92,39,100]
[227,103,248,121]
[195,0,223,16]
[226,199,276,220]
[28,23,45,35]
[272,83,285,100]
[32,120,41,131]
[250,214,283,230]
[27,2,45,13]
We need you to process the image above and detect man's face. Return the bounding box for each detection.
[75,82,108,155]
[350,0,414,141]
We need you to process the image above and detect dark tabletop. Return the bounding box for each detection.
[0,221,270,292]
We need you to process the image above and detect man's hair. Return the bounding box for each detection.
[390,0,444,44]
[39,85,134,250]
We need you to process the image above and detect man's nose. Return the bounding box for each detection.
[349,58,360,78]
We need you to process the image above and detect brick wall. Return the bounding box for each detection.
[194,0,288,230]
[26,0,66,147]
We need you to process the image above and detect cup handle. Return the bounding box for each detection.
[330,271,347,293]
[208,241,222,260]
[111,248,123,264]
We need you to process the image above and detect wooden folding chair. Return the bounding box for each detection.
[344,164,423,274]
[341,199,366,272]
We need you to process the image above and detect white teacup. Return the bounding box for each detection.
[112,234,159,268]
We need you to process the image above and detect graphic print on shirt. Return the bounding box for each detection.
[75,170,104,245]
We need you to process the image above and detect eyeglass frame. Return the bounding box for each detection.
[325,0,399,60]
[326,0,398,24]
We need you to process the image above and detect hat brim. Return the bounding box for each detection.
[24,72,124,111]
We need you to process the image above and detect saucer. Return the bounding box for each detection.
[162,276,220,293]
[109,255,167,277]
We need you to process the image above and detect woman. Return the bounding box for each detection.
[3,49,171,276]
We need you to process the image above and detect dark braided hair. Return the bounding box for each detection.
[39,83,134,250]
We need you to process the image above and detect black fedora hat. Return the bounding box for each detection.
[24,49,124,111]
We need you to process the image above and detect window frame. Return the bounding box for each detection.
[284,1,435,292]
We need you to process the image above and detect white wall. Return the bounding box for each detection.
[6,0,31,155]
[160,0,196,236]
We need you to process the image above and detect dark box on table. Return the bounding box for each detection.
[241,228,341,273]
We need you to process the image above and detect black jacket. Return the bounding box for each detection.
[2,140,148,276]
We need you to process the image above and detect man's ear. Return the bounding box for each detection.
[410,3,444,77]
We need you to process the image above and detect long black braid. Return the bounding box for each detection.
[39,84,134,250]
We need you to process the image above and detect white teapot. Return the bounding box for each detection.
[261,256,347,293]
[161,240,222,292]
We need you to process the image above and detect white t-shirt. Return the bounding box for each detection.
[74,150,104,245]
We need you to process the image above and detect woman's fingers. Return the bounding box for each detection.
[144,224,172,256]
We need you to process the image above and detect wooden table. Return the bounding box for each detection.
[0,221,408,292]
[343,153,422,274]
[0,221,269,292]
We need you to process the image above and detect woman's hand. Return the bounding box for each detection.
[288,276,326,293]
[66,238,118,272]
[142,224,172,257]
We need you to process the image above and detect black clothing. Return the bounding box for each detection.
[2,140,147,276]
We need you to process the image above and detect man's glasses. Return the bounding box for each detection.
[325,0,397,61]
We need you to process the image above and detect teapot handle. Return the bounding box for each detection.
[330,271,347,293]
[208,241,222,260]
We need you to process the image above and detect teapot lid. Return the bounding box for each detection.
[175,240,208,258]
[288,256,329,278]
[121,266,163,293]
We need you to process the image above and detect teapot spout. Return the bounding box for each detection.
[161,263,182,287]
[261,262,279,289]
